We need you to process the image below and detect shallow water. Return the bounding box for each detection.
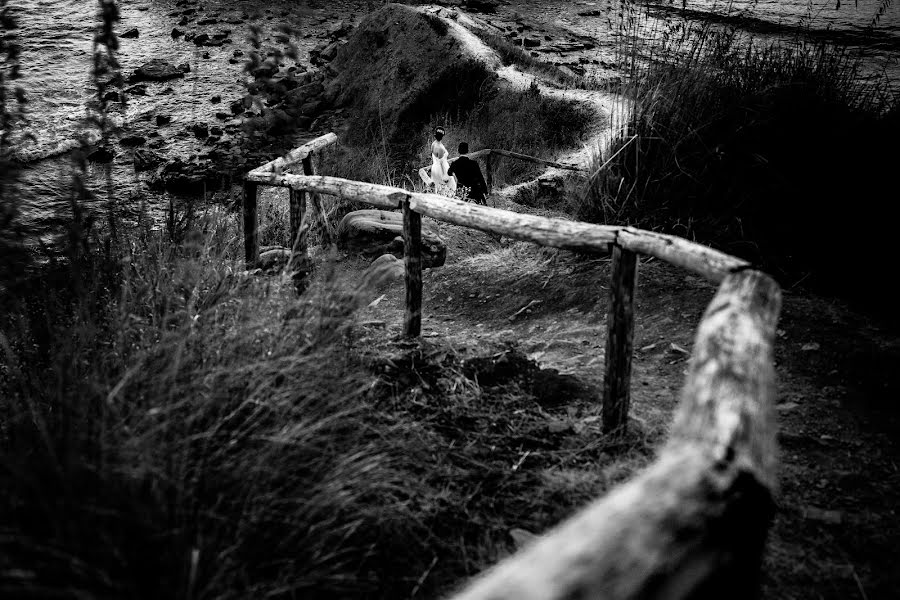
[7,0,900,242]
[9,0,313,243]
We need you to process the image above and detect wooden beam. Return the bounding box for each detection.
[302,155,335,245]
[602,245,637,435]
[289,188,305,257]
[409,193,617,253]
[445,269,781,600]
[617,227,749,284]
[242,180,258,268]
[250,132,337,175]
[245,172,406,210]
[245,173,751,282]
[403,198,423,337]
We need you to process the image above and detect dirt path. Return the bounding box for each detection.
[326,9,900,598]
[268,3,900,598]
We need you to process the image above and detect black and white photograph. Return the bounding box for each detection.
[1,0,898,598]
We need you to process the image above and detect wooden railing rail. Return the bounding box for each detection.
[243,133,339,271]
[244,134,782,599]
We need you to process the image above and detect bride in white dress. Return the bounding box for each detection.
[418,126,457,196]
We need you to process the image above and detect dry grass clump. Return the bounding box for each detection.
[0,208,436,599]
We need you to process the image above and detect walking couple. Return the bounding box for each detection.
[419,126,488,204]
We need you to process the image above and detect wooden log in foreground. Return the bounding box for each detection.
[242,180,258,268]
[250,132,337,175]
[403,199,423,337]
[446,269,781,600]
[602,246,637,435]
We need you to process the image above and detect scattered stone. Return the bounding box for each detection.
[130,58,185,82]
[299,100,323,116]
[197,17,219,25]
[363,254,405,287]
[259,247,291,272]
[120,135,146,147]
[103,90,121,102]
[337,209,446,268]
[801,342,820,351]
[171,27,184,38]
[327,20,353,39]
[465,0,499,13]
[121,27,139,38]
[132,148,164,172]
[209,126,223,137]
[776,401,800,412]
[178,62,190,73]
[202,52,210,59]
[156,114,172,126]
[215,111,230,120]
[251,61,279,79]
[149,158,218,195]
[125,84,148,96]
[523,37,541,47]
[210,95,221,103]
[191,122,209,138]
[87,146,115,163]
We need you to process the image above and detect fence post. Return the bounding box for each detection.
[485,152,494,194]
[403,198,423,337]
[302,154,334,245]
[243,180,258,268]
[602,244,637,435]
[289,187,308,290]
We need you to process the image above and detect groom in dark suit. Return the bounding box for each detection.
[448,142,488,204]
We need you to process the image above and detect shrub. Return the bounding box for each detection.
[577,17,898,308]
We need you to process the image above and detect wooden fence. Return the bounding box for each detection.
[244,133,782,599]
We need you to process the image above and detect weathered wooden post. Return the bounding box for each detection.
[602,244,637,435]
[485,152,494,194]
[243,180,258,268]
[288,187,308,292]
[302,154,335,245]
[403,198,423,337]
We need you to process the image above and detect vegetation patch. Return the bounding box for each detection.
[578,27,898,310]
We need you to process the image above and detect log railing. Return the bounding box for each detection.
[244,133,782,599]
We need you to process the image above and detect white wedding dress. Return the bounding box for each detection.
[418,142,457,196]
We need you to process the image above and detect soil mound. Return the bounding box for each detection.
[325,4,496,151]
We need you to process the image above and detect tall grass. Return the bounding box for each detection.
[0,206,448,598]
[578,10,898,305]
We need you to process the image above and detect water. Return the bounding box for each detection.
[6,0,900,242]
[7,0,304,243]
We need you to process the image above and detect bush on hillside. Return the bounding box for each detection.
[579,29,898,307]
